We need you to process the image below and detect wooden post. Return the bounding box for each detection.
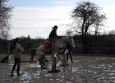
[54,38,56,70]
[48,38,60,73]
[51,38,56,71]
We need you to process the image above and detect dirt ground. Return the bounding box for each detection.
[0,54,115,83]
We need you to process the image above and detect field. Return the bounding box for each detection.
[0,54,115,83]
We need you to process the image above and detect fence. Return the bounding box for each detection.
[72,47,115,54]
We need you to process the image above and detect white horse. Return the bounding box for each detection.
[35,36,75,69]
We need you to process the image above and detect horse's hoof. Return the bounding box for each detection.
[71,61,74,63]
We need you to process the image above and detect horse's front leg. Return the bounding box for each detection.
[70,50,73,63]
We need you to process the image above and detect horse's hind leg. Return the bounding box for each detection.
[39,60,44,68]
[38,59,46,69]
[42,61,45,67]
[38,52,46,69]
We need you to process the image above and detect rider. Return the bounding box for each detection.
[49,25,60,47]
[49,25,59,39]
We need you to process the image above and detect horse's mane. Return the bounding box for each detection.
[55,36,70,49]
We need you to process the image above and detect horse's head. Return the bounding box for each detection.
[56,36,75,49]
[68,36,75,48]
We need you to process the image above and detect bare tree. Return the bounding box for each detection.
[109,30,115,35]
[0,0,13,39]
[71,1,106,53]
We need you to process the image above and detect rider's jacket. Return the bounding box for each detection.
[49,29,59,38]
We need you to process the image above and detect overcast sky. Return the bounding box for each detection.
[8,0,115,39]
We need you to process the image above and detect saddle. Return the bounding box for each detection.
[44,41,51,49]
